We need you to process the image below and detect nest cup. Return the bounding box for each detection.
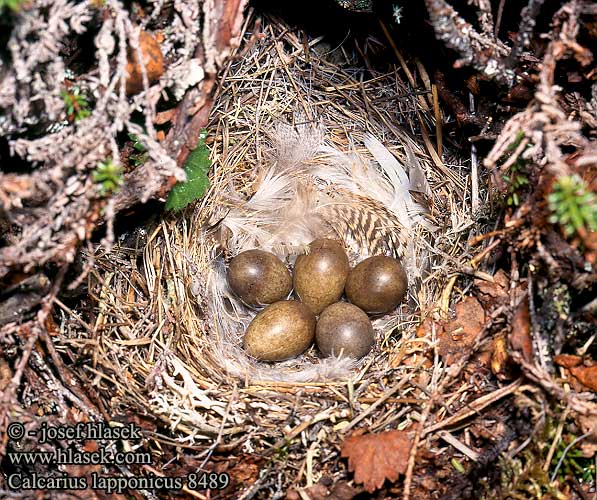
[188,117,430,382]
[82,16,470,460]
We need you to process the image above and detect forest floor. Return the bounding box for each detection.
[0,1,596,499]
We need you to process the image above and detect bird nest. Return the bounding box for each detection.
[70,15,482,492]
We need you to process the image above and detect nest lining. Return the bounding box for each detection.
[67,16,484,470]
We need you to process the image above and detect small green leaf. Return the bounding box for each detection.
[451,458,465,473]
[128,133,147,152]
[165,131,210,212]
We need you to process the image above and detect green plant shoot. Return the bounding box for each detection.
[127,133,150,167]
[451,458,465,473]
[548,174,597,237]
[61,87,91,122]
[502,160,528,207]
[165,130,210,212]
[93,159,123,196]
[0,0,25,12]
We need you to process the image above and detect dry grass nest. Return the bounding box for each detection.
[64,15,494,488]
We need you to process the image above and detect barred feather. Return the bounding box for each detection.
[317,187,408,258]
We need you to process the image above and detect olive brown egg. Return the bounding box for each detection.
[316,302,374,358]
[228,249,292,307]
[243,300,316,361]
[293,239,349,315]
[345,255,407,314]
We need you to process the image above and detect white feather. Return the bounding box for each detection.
[363,133,426,230]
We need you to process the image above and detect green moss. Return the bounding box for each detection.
[483,450,567,500]
[549,431,595,485]
[479,408,594,500]
[551,285,570,321]
[497,131,530,207]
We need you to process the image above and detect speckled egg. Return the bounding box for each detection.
[228,250,292,307]
[345,255,407,314]
[316,302,374,358]
[243,300,316,361]
[293,239,349,315]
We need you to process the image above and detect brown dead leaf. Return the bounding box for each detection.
[0,357,13,392]
[474,270,509,308]
[286,482,363,500]
[83,438,98,453]
[554,355,597,392]
[416,316,440,338]
[65,407,89,425]
[286,484,328,500]
[474,343,493,371]
[578,415,597,457]
[509,296,533,363]
[154,31,165,44]
[340,429,412,493]
[437,296,485,364]
[569,364,597,392]
[154,108,177,125]
[114,409,158,433]
[554,354,583,368]
[396,316,435,369]
[227,459,260,488]
[326,481,364,500]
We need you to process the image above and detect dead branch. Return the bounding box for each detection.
[424,0,514,85]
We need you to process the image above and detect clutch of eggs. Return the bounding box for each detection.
[227,239,408,362]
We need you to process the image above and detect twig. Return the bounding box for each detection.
[421,379,523,436]
[438,430,480,461]
[341,369,421,434]
[476,0,495,35]
[402,395,432,500]
[403,306,507,500]
[432,84,442,158]
[424,0,514,86]
[505,0,546,69]
[543,406,570,471]
[469,92,479,213]
[495,0,506,37]
[512,352,597,416]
